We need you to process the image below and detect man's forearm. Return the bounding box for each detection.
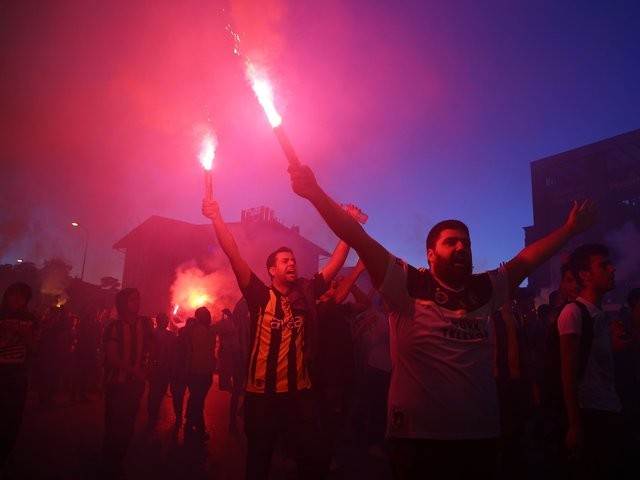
[320,240,350,284]
[211,216,251,288]
[332,261,364,305]
[506,223,573,291]
[212,216,240,260]
[307,187,368,249]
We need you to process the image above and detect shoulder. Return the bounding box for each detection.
[241,272,269,302]
[244,272,267,292]
[484,266,509,295]
[558,302,583,335]
[300,272,329,299]
[406,265,436,297]
[559,301,581,317]
[382,256,413,287]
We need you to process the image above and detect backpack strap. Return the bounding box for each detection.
[572,301,594,381]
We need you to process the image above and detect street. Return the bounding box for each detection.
[3,378,392,480]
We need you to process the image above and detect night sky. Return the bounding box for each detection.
[1,0,639,285]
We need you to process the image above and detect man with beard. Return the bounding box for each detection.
[288,163,597,479]
[202,198,351,480]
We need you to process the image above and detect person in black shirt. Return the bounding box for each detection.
[202,198,352,479]
[0,282,38,468]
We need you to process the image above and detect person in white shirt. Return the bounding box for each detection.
[289,163,596,478]
[558,243,631,478]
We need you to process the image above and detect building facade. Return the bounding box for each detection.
[113,207,330,318]
[525,129,640,303]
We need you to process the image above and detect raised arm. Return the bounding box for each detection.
[202,199,252,289]
[319,206,371,283]
[318,240,350,285]
[333,260,371,307]
[504,200,596,295]
[289,165,390,288]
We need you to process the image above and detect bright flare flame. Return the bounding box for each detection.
[246,63,282,127]
[173,304,179,315]
[199,131,216,171]
[170,265,222,318]
[225,25,282,128]
[188,291,212,309]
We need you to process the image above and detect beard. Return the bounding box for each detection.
[431,251,473,288]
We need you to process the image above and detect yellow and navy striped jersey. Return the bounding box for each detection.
[242,272,326,394]
[103,316,153,384]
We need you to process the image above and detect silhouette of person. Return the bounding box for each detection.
[170,317,193,426]
[0,282,38,468]
[559,245,632,478]
[216,306,247,433]
[147,312,176,423]
[184,307,217,441]
[202,197,350,480]
[101,288,153,478]
[290,163,596,478]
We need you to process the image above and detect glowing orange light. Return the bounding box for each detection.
[170,266,217,317]
[187,291,212,309]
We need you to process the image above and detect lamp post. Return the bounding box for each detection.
[71,222,89,281]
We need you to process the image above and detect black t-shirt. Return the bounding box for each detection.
[0,306,38,377]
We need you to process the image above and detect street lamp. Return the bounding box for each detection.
[71,221,89,281]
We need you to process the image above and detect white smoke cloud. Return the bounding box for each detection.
[606,221,640,286]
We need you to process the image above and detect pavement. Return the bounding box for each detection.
[2,379,393,480]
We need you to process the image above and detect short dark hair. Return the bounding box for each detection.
[194,306,211,325]
[568,244,609,288]
[627,288,640,309]
[266,247,294,272]
[115,288,139,316]
[426,220,470,251]
[2,282,32,306]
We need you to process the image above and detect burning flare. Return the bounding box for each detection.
[246,63,282,127]
[226,24,282,127]
[199,131,216,171]
[199,130,217,200]
[226,24,300,166]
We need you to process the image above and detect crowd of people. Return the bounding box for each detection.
[1,162,639,479]
[0,273,398,479]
